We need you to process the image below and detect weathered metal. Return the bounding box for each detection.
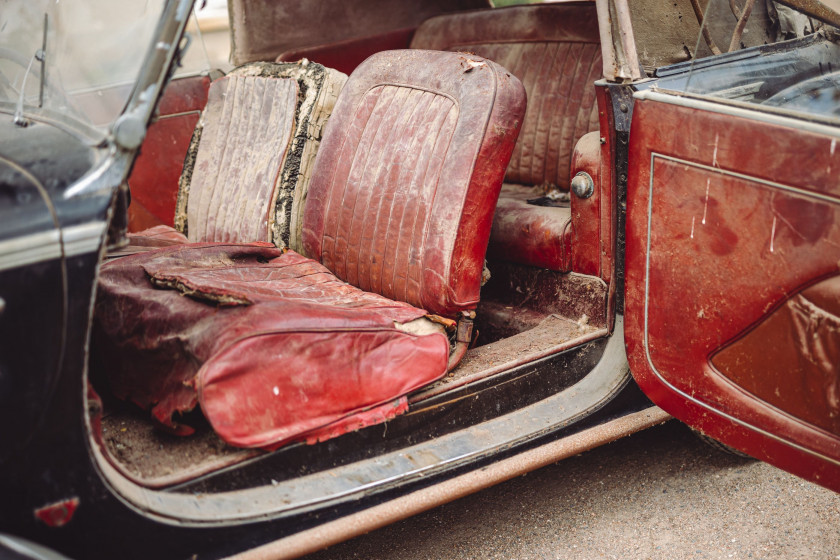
[225,406,672,560]
[625,90,840,492]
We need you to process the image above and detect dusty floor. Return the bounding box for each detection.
[306,420,840,560]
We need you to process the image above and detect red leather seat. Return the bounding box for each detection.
[94,50,526,449]
[411,4,602,271]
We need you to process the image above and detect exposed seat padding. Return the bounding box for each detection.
[487,184,571,272]
[94,50,526,449]
[128,61,347,253]
[411,4,601,270]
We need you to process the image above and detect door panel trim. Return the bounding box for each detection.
[640,152,840,468]
[635,89,840,140]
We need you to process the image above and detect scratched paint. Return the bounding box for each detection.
[712,133,719,168]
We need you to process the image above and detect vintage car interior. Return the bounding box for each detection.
[2,0,836,558]
[87,0,840,495]
[92,1,620,488]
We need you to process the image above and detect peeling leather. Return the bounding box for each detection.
[95,50,525,449]
[173,61,347,249]
[94,243,448,446]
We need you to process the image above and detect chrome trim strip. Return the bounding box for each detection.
[0,222,105,272]
[62,221,107,258]
[642,152,840,468]
[653,153,840,206]
[634,89,840,139]
[0,230,61,271]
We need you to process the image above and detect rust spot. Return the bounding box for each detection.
[34,498,79,528]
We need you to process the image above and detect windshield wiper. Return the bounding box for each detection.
[14,13,47,127]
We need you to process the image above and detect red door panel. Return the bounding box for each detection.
[625,93,840,491]
[127,74,211,232]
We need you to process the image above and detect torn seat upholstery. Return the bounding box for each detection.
[411,4,602,271]
[130,60,347,252]
[94,50,526,449]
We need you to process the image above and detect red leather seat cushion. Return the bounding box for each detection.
[94,243,449,448]
[302,50,526,318]
[488,184,572,272]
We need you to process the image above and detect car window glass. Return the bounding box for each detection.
[653,0,840,122]
[176,9,214,77]
[0,0,166,130]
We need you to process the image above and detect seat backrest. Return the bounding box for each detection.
[175,62,347,250]
[301,50,526,318]
[410,4,602,190]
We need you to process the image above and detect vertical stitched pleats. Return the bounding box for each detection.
[458,42,602,188]
[187,76,298,243]
[319,85,457,304]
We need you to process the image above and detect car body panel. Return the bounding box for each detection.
[624,91,840,491]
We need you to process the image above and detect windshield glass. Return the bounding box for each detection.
[0,0,167,132]
[651,0,840,122]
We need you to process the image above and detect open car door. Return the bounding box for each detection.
[623,0,840,491]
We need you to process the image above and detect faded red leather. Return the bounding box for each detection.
[302,50,526,317]
[410,4,601,190]
[95,50,525,449]
[487,184,572,271]
[130,225,190,245]
[106,226,189,259]
[94,243,448,446]
[410,5,601,273]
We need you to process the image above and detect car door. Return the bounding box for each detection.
[623,2,840,491]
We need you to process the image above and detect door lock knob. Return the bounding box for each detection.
[571,172,594,199]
